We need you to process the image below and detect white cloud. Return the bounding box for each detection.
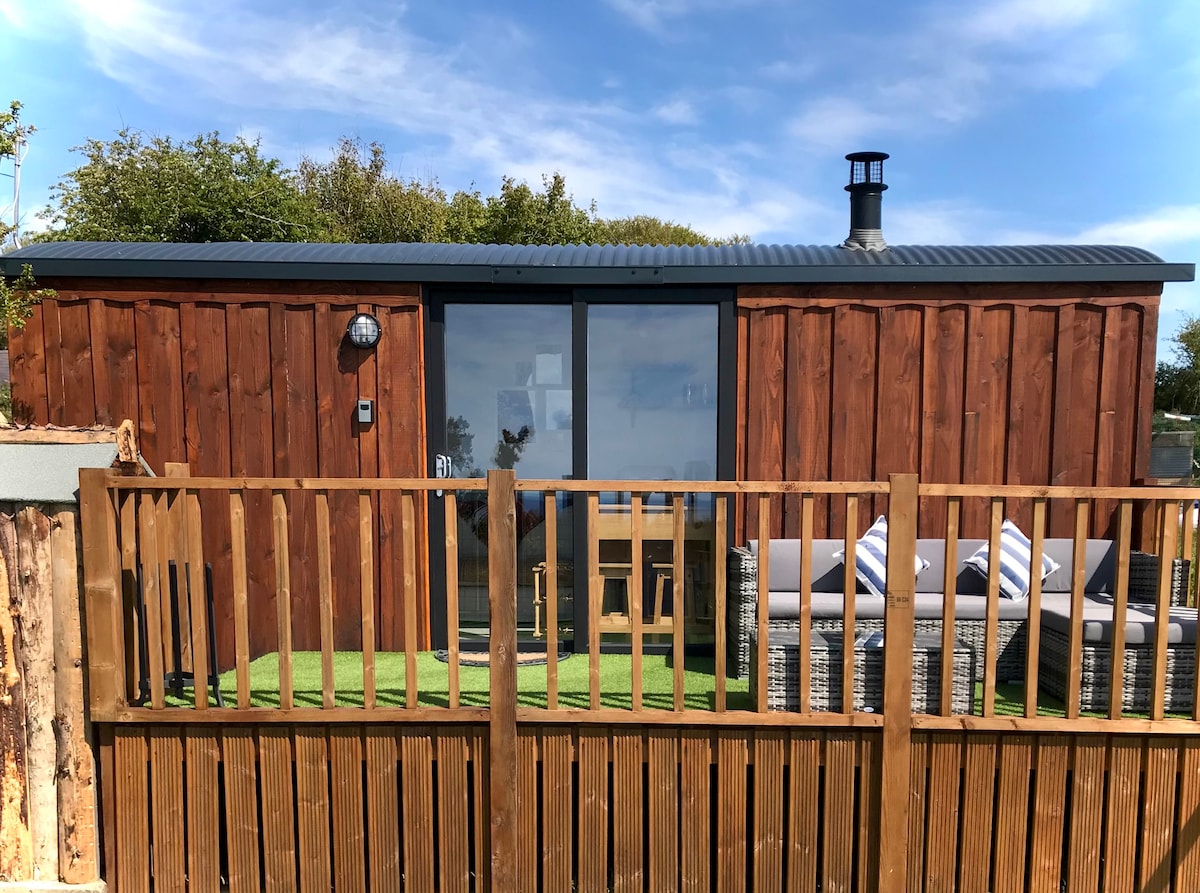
[786,0,1132,148]
[604,0,773,31]
[653,99,698,126]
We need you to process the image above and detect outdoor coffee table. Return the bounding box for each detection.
[753,630,976,714]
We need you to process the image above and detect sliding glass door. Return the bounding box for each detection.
[427,290,731,651]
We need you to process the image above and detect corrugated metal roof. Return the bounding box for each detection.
[0,442,121,503]
[2,241,1193,284]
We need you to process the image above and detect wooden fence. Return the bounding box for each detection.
[0,503,98,885]
[78,469,1200,892]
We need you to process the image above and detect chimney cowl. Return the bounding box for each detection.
[841,151,889,251]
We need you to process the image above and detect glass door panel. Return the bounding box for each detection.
[587,305,719,643]
[443,304,574,645]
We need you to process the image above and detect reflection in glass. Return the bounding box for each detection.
[588,305,720,645]
[444,304,574,644]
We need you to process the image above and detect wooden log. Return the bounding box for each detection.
[50,510,98,882]
[0,511,33,879]
[15,506,59,880]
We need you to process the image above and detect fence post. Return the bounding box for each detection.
[78,467,124,722]
[487,469,519,888]
[878,472,918,890]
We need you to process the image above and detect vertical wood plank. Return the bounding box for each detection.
[402,491,420,706]
[631,493,644,711]
[879,473,917,889]
[1066,500,1088,718]
[149,727,184,893]
[647,730,679,893]
[13,508,58,879]
[753,731,785,892]
[119,490,140,704]
[588,491,601,710]
[137,491,166,708]
[58,299,97,424]
[115,728,149,893]
[296,729,332,893]
[715,496,728,710]
[1139,739,1178,893]
[1174,738,1200,892]
[444,491,460,709]
[982,497,1003,716]
[788,733,820,893]
[366,727,400,893]
[229,490,251,708]
[672,493,685,710]
[941,497,961,715]
[271,491,293,709]
[259,727,297,893]
[1065,736,1105,893]
[183,490,209,708]
[993,736,1033,893]
[1109,500,1133,719]
[542,729,574,892]
[924,734,963,891]
[401,728,435,891]
[957,735,997,893]
[613,730,645,893]
[185,728,220,893]
[315,490,336,708]
[717,731,748,893]
[756,495,770,713]
[49,511,98,883]
[360,491,376,709]
[330,727,367,893]
[41,299,65,426]
[437,730,472,893]
[680,730,711,893]
[798,493,814,712]
[578,727,609,893]
[907,736,928,893]
[1103,737,1141,893]
[1028,737,1069,893]
[487,469,519,889]
[1025,499,1047,717]
[472,728,491,891]
[842,494,858,714]
[544,492,559,709]
[222,727,261,893]
[857,734,880,893]
[517,731,539,893]
[1151,507,1179,721]
[823,733,856,892]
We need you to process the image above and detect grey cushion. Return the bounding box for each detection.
[767,590,1031,621]
[752,537,1117,596]
[1040,593,1197,646]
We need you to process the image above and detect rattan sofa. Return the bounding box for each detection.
[727,537,1125,683]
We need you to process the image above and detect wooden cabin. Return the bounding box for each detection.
[2,239,1192,661]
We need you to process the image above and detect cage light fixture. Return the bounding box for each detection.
[346,312,382,348]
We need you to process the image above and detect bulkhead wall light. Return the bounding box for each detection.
[346,312,382,348]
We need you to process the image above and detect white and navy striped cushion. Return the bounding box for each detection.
[963,519,1060,600]
[833,515,930,598]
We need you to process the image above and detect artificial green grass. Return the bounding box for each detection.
[175,651,753,710]
[165,652,1184,719]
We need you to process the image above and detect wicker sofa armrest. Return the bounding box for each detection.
[727,546,757,679]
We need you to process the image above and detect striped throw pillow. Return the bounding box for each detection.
[833,515,931,598]
[963,519,1060,600]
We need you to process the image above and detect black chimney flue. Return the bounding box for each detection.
[841,151,889,251]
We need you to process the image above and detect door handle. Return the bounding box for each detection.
[434,454,453,496]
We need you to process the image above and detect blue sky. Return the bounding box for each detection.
[2,0,1197,357]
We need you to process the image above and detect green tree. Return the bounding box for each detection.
[594,214,749,246]
[39,130,324,242]
[1155,314,1200,416]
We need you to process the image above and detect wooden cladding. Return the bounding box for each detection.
[14,287,429,665]
[737,289,1160,539]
